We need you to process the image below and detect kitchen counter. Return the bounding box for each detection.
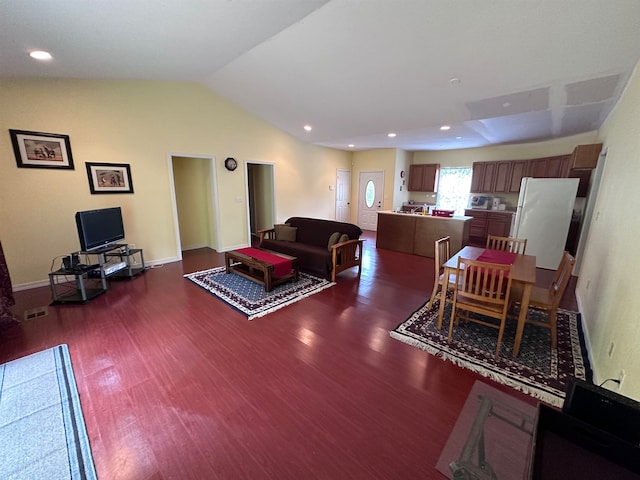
[376,211,472,257]
[382,210,473,221]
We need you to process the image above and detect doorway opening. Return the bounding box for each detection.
[246,162,275,246]
[168,154,220,260]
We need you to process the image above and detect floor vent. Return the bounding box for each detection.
[24,306,48,321]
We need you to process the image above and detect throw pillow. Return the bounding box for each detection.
[275,225,297,242]
[274,223,289,238]
[327,231,341,252]
[338,233,350,244]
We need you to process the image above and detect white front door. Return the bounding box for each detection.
[336,169,351,222]
[357,171,384,231]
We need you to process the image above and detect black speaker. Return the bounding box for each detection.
[71,253,80,267]
[563,379,640,445]
[62,256,71,270]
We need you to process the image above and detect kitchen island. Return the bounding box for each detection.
[376,211,472,258]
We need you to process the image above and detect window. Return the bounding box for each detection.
[436,167,472,216]
[365,180,375,208]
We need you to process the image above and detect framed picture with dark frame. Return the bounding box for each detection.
[9,129,75,169]
[85,162,134,194]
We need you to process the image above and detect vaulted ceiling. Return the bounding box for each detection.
[2,0,639,151]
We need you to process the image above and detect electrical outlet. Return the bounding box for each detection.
[619,370,626,387]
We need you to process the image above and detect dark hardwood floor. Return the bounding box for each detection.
[2,232,577,479]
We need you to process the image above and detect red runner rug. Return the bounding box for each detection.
[236,248,292,277]
[478,249,517,265]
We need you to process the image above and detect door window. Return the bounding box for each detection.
[365,180,375,208]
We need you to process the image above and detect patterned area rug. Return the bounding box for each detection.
[390,297,592,406]
[184,266,334,320]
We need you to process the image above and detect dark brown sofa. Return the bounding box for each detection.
[258,217,363,281]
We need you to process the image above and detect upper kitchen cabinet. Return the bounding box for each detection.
[507,160,529,193]
[492,161,513,193]
[470,162,485,193]
[471,162,497,193]
[408,163,440,192]
[528,155,570,178]
[472,160,525,193]
[570,143,603,169]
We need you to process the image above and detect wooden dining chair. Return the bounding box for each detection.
[486,235,527,254]
[511,251,575,349]
[448,257,513,359]
[427,236,458,329]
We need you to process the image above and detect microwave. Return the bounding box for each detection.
[470,195,491,209]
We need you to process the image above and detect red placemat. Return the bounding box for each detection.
[236,248,292,277]
[478,249,517,265]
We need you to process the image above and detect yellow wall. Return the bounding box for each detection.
[576,62,640,400]
[0,78,350,286]
[394,149,412,208]
[351,149,396,219]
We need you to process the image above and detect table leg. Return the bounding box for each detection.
[437,266,450,330]
[513,283,532,357]
[264,265,274,292]
[225,253,231,274]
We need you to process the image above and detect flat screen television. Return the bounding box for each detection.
[75,207,125,252]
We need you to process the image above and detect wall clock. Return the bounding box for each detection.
[224,157,238,171]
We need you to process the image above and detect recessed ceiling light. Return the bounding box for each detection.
[303,125,312,132]
[29,50,52,61]
[348,144,355,148]
[387,132,397,138]
[440,125,451,131]
[456,136,462,140]
[503,102,511,108]
[449,77,461,84]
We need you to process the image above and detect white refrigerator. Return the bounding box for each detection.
[511,177,579,269]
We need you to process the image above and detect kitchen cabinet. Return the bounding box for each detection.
[481,162,496,192]
[471,162,497,193]
[570,143,602,169]
[408,163,439,192]
[471,154,577,194]
[528,155,569,178]
[492,161,513,193]
[487,212,513,237]
[507,160,529,192]
[465,209,514,243]
[473,160,526,193]
[470,163,485,193]
[465,209,488,240]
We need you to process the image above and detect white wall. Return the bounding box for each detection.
[577,61,640,400]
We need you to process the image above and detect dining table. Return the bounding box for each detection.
[438,245,537,357]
